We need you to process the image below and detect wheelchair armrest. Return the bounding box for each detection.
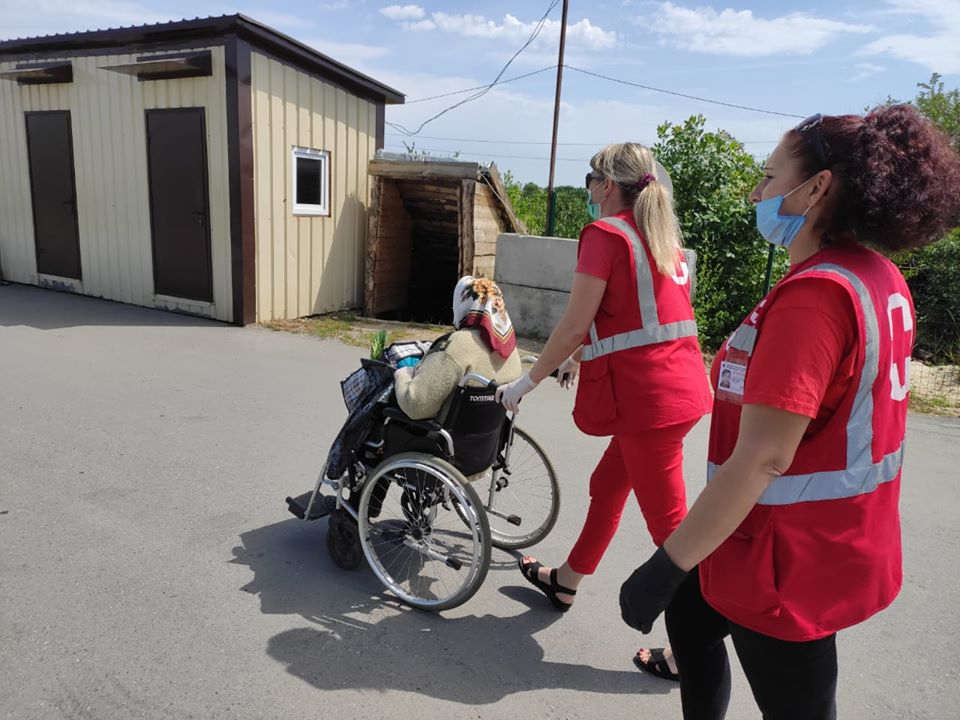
[382,406,454,457]
[382,406,443,433]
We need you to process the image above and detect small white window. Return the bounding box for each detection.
[292,147,330,216]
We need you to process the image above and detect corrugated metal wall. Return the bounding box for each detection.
[251,51,377,322]
[0,47,233,321]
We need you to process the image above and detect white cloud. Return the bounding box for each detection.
[646,2,874,57]
[860,0,960,74]
[403,19,436,32]
[387,11,617,51]
[851,62,887,81]
[380,4,425,21]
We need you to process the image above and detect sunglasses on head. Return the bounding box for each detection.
[794,113,830,168]
[584,172,603,190]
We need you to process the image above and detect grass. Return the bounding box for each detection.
[908,392,960,417]
[262,312,447,350]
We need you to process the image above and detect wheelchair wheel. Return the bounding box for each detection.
[358,453,491,611]
[327,508,364,570]
[480,427,560,550]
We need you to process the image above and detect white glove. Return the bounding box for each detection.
[495,373,539,414]
[557,355,580,390]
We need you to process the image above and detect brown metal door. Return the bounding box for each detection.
[146,108,213,302]
[25,111,82,280]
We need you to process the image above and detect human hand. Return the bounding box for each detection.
[393,366,415,384]
[557,355,580,390]
[619,547,688,634]
[494,373,539,413]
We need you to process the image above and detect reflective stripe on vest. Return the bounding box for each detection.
[714,262,901,506]
[581,217,698,362]
[707,443,904,505]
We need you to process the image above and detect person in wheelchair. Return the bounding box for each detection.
[290,276,561,612]
[393,276,522,421]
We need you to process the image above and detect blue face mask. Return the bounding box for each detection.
[755,177,816,248]
[586,181,604,220]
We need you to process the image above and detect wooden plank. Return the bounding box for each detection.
[474,240,498,256]
[473,254,495,278]
[459,179,476,278]
[364,176,382,315]
[397,182,461,195]
[483,164,524,233]
[368,179,413,316]
[369,158,480,181]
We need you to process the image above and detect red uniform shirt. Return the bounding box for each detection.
[709,278,857,456]
[701,244,911,641]
[573,211,712,434]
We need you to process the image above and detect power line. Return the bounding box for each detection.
[405,66,557,104]
[564,65,804,119]
[386,132,608,146]
[386,0,561,136]
[385,132,780,146]
[384,144,590,162]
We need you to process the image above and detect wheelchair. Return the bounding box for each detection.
[286,358,560,611]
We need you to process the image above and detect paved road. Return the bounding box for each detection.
[2,283,958,720]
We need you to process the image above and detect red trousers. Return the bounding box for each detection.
[567,419,698,575]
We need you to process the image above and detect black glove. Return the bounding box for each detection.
[619,546,689,633]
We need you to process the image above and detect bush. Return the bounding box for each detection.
[502,174,592,240]
[895,230,960,364]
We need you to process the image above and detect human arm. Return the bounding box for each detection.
[620,278,856,631]
[393,351,463,420]
[529,273,605,383]
[495,274,604,411]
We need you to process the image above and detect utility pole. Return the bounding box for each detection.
[545,0,569,237]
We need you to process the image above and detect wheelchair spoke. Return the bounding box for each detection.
[358,454,490,610]
[483,427,561,550]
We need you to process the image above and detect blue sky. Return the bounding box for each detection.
[2,0,958,185]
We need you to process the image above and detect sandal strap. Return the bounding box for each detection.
[549,568,577,597]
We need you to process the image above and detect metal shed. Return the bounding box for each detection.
[365,155,523,323]
[0,15,403,324]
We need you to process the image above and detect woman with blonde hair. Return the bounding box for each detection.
[496,143,711,679]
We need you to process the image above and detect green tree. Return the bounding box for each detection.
[914,73,960,147]
[891,74,960,363]
[502,172,592,239]
[653,115,781,348]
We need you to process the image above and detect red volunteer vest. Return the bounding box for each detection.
[573,215,712,436]
[700,245,913,641]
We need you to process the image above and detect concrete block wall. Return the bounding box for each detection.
[495,232,697,339]
[495,233,578,339]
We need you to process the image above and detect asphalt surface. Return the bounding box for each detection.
[2,283,958,720]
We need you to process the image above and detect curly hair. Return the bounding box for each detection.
[788,104,960,251]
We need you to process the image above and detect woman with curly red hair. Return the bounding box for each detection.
[618,104,960,719]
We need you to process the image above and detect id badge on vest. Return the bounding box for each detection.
[716,349,748,405]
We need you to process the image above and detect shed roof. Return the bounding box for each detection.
[0,14,404,105]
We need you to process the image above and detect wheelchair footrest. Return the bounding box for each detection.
[286,491,337,521]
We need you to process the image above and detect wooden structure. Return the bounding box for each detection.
[0,15,403,324]
[365,155,523,322]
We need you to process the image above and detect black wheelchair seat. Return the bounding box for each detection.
[381,379,507,478]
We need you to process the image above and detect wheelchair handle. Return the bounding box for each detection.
[459,373,497,388]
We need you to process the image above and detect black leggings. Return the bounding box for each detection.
[664,569,838,720]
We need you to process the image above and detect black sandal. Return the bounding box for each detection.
[518,558,576,612]
[633,648,680,682]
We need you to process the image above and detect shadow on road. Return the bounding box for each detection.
[232,518,669,704]
[0,283,223,330]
